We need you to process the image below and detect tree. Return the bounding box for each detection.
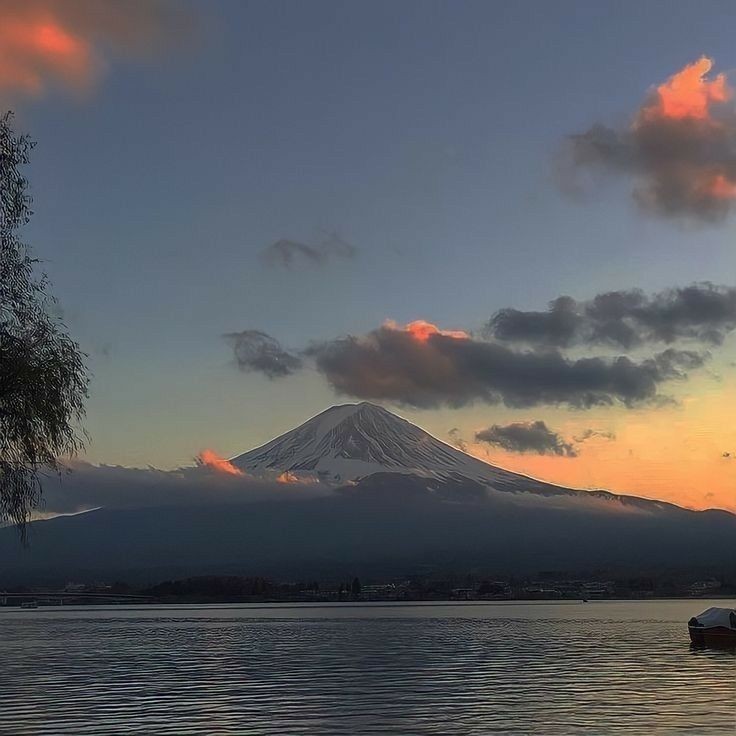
[0,112,88,535]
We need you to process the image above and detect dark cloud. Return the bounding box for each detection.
[261,232,356,269]
[652,347,707,377]
[224,330,302,378]
[476,421,577,457]
[489,296,582,348]
[564,57,736,222]
[228,283,718,408]
[488,284,736,349]
[305,324,699,409]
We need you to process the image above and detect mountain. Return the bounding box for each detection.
[232,402,512,485]
[2,402,735,584]
[231,402,672,509]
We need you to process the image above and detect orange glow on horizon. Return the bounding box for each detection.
[454,375,736,513]
[197,449,244,477]
[384,319,470,343]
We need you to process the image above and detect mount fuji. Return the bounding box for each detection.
[3,402,736,584]
[232,402,513,485]
[231,402,663,507]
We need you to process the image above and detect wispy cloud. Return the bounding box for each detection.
[261,231,356,269]
[224,330,303,379]
[447,427,468,452]
[573,428,616,443]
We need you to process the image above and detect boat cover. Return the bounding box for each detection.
[692,607,736,629]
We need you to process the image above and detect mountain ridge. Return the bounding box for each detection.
[233,401,561,489]
[2,402,734,584]
[231,402,705,513]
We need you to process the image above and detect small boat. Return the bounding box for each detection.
[688,607,736,646]
[20,600,38,610]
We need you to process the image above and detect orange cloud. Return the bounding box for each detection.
[707,173,736,200]
[640,56,730,123]
[0,15,93,96]
[0,0,192,105]
[384,319,469,343]
[636,57,736,204]
[633,56,736,206]
[197,449,244,477]
[569,55,736,219]
[277,470,299,484]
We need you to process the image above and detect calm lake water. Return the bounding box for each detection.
[1,600,734,734]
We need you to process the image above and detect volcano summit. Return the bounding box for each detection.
[231,403,668,506]
[232,402,513,486]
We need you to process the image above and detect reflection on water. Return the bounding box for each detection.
[1,601,734,734]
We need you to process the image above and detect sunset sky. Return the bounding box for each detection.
[7,1,736,512]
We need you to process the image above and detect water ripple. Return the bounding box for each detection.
[0,602,734,734]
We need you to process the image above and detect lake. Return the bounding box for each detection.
[1,600,734,734]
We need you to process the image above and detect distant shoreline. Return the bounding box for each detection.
[2,594,735,608]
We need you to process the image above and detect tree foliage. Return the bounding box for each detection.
[0,112,88,534]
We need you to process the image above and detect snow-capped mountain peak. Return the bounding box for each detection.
[231,402,510,485]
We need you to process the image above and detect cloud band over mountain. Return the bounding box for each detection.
[36,461,328,518]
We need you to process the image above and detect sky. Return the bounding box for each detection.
[6,0,736,511]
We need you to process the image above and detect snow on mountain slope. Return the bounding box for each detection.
[231,402,543,489]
